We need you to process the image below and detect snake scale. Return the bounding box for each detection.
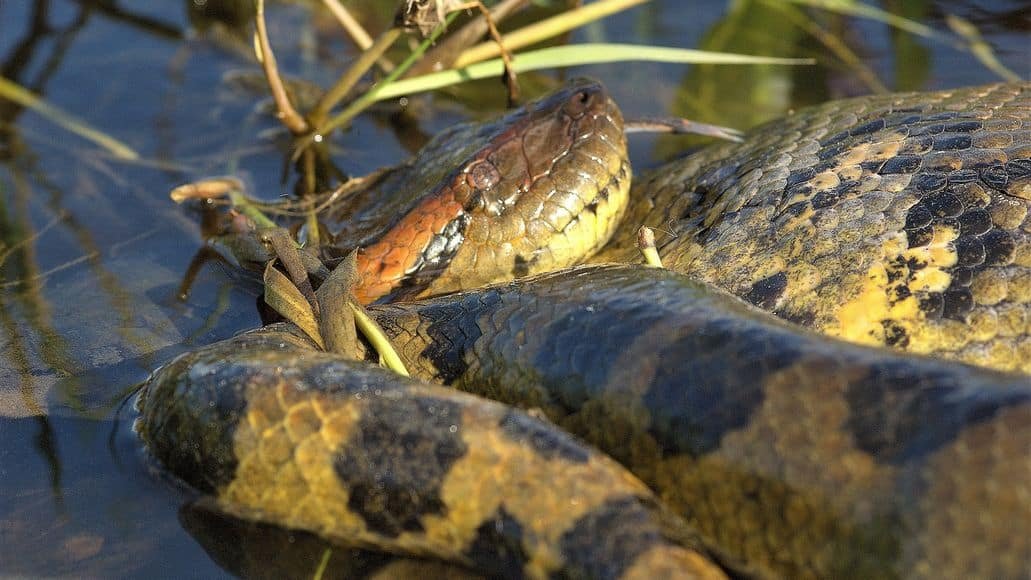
[137,81,1030,579]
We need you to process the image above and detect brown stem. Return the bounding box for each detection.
[311,27,403,127]
[321,0,395,73]
[408,0,527,77]
[255,0,309,134]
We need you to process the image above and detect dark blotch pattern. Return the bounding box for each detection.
[942,289,974,320]
[923,192,963,218]
[932,134,973,151]
[982,230,1016,266]
[905,225,934,248]
[334,396,468,537]
[980,165,1009,190]
[850,118,886,137]
[948,169,979,185]
[912,172,947,193]
[465,507,529,580]
[879,155,922,175]
[881,320,910,347]
[957,209,992,236]
[557,495,665,580]
[918,293,944,317]
[420,291,501,383]
[895,125,1024,326]
[532,300,671,411]
[744,272,788,310]
[1007,158,1030,179]
[513,255,532,277]
[140,356,250,494]
[499,411,589,463]
[785,167,815,188]
[954,237,986,267]
[843,362,1029,463]
[909,123,945,138]
[944,120,982,133]
[644,320,786,455]
[904,204,933,229]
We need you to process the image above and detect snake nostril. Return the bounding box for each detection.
[564,90,595,118]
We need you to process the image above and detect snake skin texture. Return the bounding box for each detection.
[136,325,729,580]
[319,79,630,304]
[370,264,1031,579]
[595,83,1031,373]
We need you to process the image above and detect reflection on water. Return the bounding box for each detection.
[0,413,213,577]
[0,0,1025,576]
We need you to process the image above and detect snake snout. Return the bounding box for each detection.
[558,79,610,120]
[563,86,600,119]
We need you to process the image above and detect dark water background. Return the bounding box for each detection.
[0,1,1027,577]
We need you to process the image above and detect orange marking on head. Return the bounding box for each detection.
[353,193,465,304]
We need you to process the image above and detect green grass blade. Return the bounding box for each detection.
[454,0,651,66]
[318,11,461,135]
[0,76,139,160]
[372,44,813,103]
[946,14,1021,82]
[783,0,946,41]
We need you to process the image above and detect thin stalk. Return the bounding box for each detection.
[637,226,663,268]
[453,0,650,67]
[228,190,277,229]
[368,44,813,103]
[319,11,461,136]
[765,0,888,93]
[350,300,410,377]
[322,0,374,50]
[255,0,309,134]
[312,27,402,124]
[946,14,1020,81]
[0,76,138,160]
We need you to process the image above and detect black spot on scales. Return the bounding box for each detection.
[334,395,468,537]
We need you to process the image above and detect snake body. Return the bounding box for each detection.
[139,82,1031,578]
[136,324,728,580]
[369,264,1030,578]
[595,82,1030,372]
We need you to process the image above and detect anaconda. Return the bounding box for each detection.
[316,79,630,304]
[136,324,729,580]
[595,82,1030,373]
[139,82,1031,578]
[368,264,1031,578]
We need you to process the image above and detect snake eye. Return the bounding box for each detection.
[465,159,501,191]
[563,89,595,118]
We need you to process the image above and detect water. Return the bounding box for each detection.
[0,0,1026,576]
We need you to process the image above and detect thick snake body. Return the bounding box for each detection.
[368,264,1031,578]
[135,324,728,580]
[139,82,1031,578]
[595,82,1030,372]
